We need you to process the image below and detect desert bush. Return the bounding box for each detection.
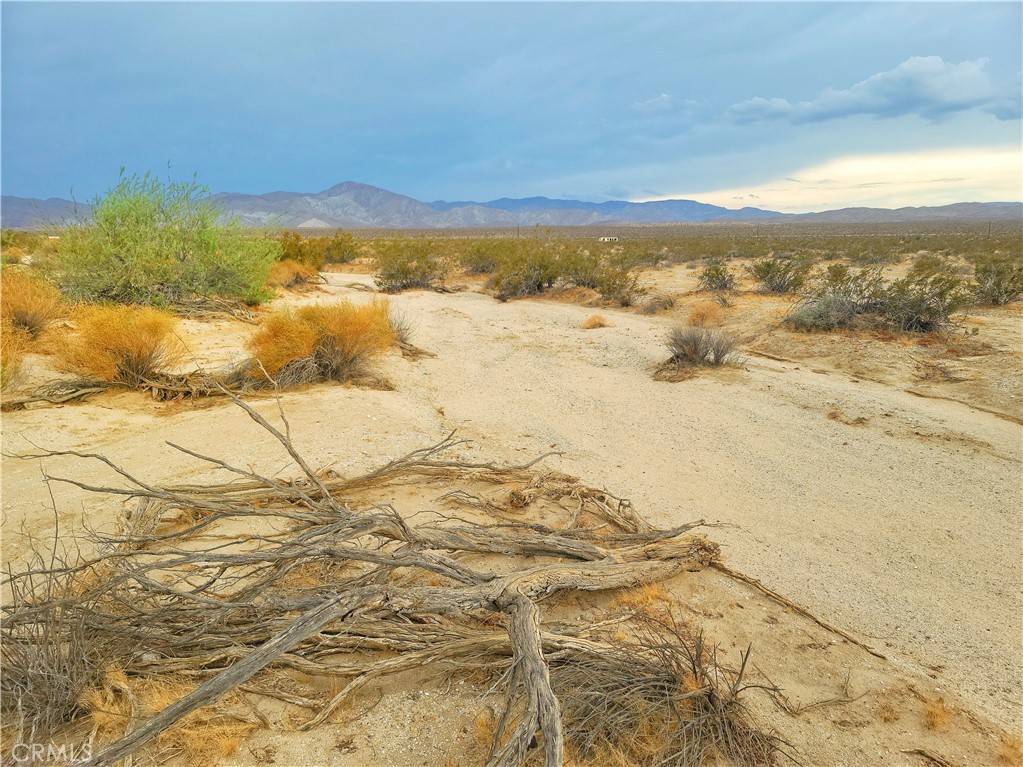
[374,240,445,292]
[1,321,29,389]
[697,259,737,291]
[638,294,675,315]
[687,301,724,327]
[581,314,609,329]
[593,262,640,306]
[277,231,357,269]
[247,300,395,385]
[50,172,279,305]
[666,325,737,367]
[972,258,1023,306]
[788,296,859,331]
[460,239,518,275]
[908,253,956,279]
[388,308,415,347]
[489,244,559,300]
[267,259,317,289]
[58,305,182,386]
[746,255,810,293]
[0,269,64,336]
[880,273,967,332]
[322,232,359,264]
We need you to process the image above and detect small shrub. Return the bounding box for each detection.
[322,232,360,264]
[788,296,858,331]
[489,245,558,300]
[58,305,182,386]
[787,265,885,330]
[746,255,810,293]
[1,270,64,336]
[908,253,955,279]
[972,258,1023,306]
[666,326,736,367]
[638,294,675,315]
[593,262,640,306]
[1,321,29,389]
[698,260,737,291]
[880,273,966,332]
[581,314,609,329]
[687,301,723,327]
[247,300,395,385]
[51,172,278,305]
[267,259,317,289]
[374,240,445,292]
[388,308,415,347]
[460,240,514,275]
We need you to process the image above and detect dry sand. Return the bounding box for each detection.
[2,264,1021,764]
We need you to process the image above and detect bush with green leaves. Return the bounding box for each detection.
[697,260,737,291]
[746,255,810,293]
[374,239,446,292]
[49,173,277,305]
[880,273,967,332]
[488,244,559,300]
[972,258,1023,306]
[460,239,517,275]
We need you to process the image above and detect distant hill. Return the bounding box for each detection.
[3,182,1020,229]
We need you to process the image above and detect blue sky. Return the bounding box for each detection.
[2,2,1021,211]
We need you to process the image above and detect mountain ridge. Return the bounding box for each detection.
[2,182,1020,229]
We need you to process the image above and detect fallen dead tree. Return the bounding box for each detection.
[2,394,780,767]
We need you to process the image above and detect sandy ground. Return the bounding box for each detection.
[2,265,1021,764]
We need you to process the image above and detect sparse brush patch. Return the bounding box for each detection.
[697,259,737,291]
[880,273,967,332]
[666,325,737,367]
[489,243,559,300]
[972,257,1023,306]
[49,172,278,305]
[246,300,395,386]
[58,305,183,386]
[1,269,64,337]
[553,614,779,767]
[1,321,30,390]
[460,239,517,275]
[581,314,609,329]
[374,239,446,292]
[908,253,956,279]
[747,255,810,293]
[267,258,317,289]
[687,301,724,327]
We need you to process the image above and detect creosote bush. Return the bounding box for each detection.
[972,257,1023,306]
[697,259,737,291]
[49,172,279,305]
[1,269,64,336]
[58,305,183,386]
[374,240,446,292]
[247,300,395,385]
[278,231,359,269]
[666,325,737,367]
[746,255,810,293]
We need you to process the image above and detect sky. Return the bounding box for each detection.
[2,2,1021,212]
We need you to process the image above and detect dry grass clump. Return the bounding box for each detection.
[58,305,182,386]
[1,320,30,390]
[581,314,609,329]
[923,696,952,731]
[554,615,779,767]
[1,269,64,337]
[687,301,724,327]
[267,258,317,288]
[666,325,737,367]
[247,300,395,385]
[638,293,675,315]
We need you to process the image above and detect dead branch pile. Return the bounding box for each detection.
[2,395,779,767]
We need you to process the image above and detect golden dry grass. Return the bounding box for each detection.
[267,258,317,289]
[923,696,952,731]
[687,301,724,327]
[57,305,183,386]
[81,666,255,766]
[1,269,64,337]
[1,320,30,390]
[998,735,1023,765]
[581,314,609,329]
[247,299,395,381]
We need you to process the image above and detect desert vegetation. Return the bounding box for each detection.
[664,325,738,369]
[45,172,279,305]
[0,269,64,337]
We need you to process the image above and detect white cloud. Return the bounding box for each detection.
[728,57,1019,123]
[636,146,1023,212]
[632,93,675,113]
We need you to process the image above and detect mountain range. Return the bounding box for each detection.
[2,182,1020,229]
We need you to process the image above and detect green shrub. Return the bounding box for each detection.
[489,244,558,300]
[746,255,810,293]
[460,240,515,275]
[972,258,1023,306]
[592,261,640,306]
[697,260,737,291]
[881,274,967,332]
[374,239,445,292]
[49,172,277,305]
[788,296,859,331]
